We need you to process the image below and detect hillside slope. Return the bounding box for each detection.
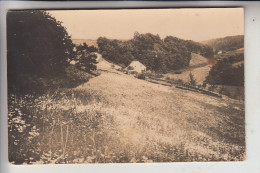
[11,54,244,164]
[189,53,208,68]
[165,53,211,84]
[73,60,245,162]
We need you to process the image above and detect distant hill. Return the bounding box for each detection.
[201,35,244,53]
[72,39,98,47]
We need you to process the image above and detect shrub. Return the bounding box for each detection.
[137,73,146,80]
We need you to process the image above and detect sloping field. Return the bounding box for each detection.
[8,54,244,164]
[96,53,121,71]
[189,53,208,68]
[166,53,211,84]
[74,69,245,162]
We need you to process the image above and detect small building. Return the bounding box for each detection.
[127,60,146,73]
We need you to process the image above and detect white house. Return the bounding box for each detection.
[127,60,146,73]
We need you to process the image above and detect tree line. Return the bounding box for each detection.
[97,32,214,73]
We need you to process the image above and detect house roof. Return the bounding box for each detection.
[128,60,146,68]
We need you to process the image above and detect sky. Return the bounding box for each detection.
[49,8,244,42]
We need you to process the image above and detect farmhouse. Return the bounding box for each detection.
[127,60,146,73]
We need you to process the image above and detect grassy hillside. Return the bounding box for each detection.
[201,35,244,53]
[189,53,208,68]
[9,58,245,164]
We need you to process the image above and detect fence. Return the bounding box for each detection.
[146,76,222,98]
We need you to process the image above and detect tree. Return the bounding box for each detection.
[189,72,197,86]
[7,10,75,92]
[75,43,97,73]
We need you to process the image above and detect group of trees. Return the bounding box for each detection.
[205,55,244,86]
[7,10,97,93]
[97,32,214,73]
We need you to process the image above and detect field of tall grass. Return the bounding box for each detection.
[8,71,245,164]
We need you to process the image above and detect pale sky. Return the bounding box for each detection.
[48,8,244,42]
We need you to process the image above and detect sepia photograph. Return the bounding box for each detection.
[7,8,245,164]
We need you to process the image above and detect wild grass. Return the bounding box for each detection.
[8,84,245,164]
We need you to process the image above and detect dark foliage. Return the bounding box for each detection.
[205,55,244,86]
[7,10,75,93]
[74,43,98,73]
[97,32,214,73]
[202,35,244,53]
[184,40,214,58]
[189,72,197,86]
[137,73,146,80]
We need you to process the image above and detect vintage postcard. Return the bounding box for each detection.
[7,8,244,164]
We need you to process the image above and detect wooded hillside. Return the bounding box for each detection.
[201,35,244,54]
[97,32,214,73]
